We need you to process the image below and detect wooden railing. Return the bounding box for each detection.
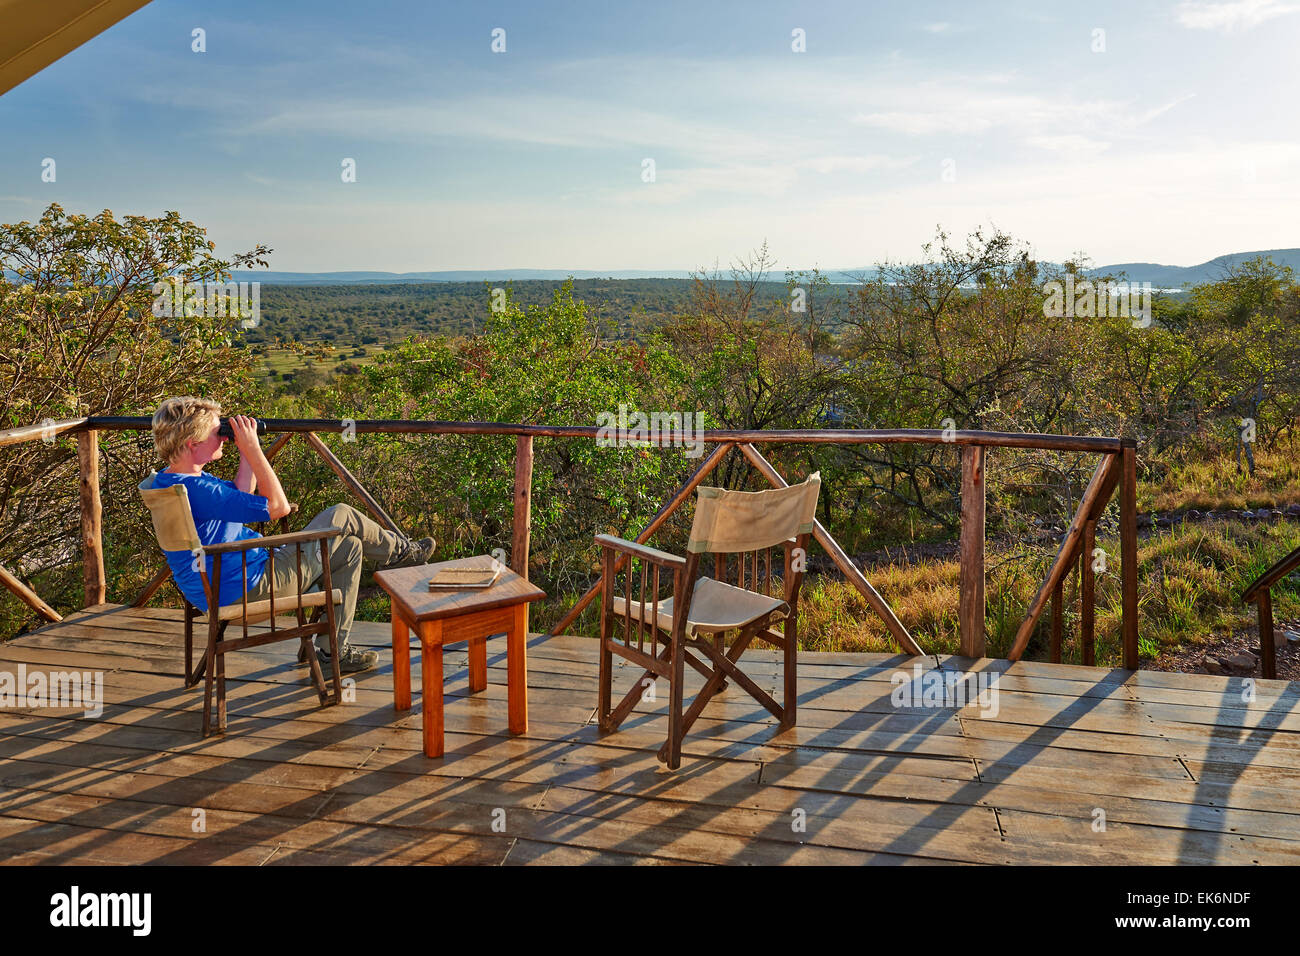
[1242,544,1300,680]
[0,417,1141,667]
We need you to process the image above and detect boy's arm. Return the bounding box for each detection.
[234,452,256,494]
[229,416,290,520]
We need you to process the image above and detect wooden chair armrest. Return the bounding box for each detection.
[594,534,687,570]
[205,527,342,555]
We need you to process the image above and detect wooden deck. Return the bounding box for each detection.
[2,604,1300,865]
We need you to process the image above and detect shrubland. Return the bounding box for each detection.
[3,208,1297,664]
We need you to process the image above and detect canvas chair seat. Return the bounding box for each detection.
[611,576,788,637]
[210,588,344,623]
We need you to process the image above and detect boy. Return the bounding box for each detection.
[150,396,435,673]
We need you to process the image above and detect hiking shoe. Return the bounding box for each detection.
[408,536,437,564]
[317,644,380,674]
[384,536,437,569]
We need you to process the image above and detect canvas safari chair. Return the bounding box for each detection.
[138,472,344,736]
[596,472,821,769]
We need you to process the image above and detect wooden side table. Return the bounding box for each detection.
[375,557,546,758]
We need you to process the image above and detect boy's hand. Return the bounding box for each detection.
[228,415,262,455]
[226,415,288,519]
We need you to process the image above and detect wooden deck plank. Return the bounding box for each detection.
[956,714,1300,767]
[3,603,1300,865]
[501,839,684,865]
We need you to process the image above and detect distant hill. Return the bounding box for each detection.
[232,267,867,285]
[1082,249,1300,288]
[230,248,1300,289]
[229,268,702,284]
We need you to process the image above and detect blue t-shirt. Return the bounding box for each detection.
[153,470,271,612]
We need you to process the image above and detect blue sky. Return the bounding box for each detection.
[1,0,1298,272]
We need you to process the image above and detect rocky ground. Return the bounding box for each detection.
[1140,502,1300,531]
[1149,618,1300,681]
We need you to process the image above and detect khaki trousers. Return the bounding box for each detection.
[244,503,410,650]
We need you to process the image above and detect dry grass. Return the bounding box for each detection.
[1145,446,1300,513]
[799,561,959,655]
[798,519,1300,666]
[384,517,1300,673]
[527,519,1300,669]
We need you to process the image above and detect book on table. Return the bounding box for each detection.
[427,565,502,591]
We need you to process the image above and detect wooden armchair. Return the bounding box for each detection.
[596,472,821,769]
[138,472,344,736]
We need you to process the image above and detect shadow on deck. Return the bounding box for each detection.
[2,604,1300,865]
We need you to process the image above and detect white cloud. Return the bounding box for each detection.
[794,154,918,174]
[852,90,1113,137]
[851,86,1194,146]
[852,110,995,135]
[1025,134,1112,155]
[1176,0,1300,32]
[595,156,920,205]
[1133,94,1197,125]
[235,94,786,169]
[619,164,801,203]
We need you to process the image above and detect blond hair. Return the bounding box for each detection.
[152,396,222,464]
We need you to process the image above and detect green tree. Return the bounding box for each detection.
[0,203,269,636]
[265,280,692,594]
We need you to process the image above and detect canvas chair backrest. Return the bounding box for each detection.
[138,471,202,553]
[687,472,821,555]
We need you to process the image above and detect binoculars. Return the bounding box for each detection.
[217,418,268,439]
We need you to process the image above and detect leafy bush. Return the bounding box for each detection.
[0,204,266,635]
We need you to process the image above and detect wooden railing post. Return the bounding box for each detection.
[1258,591,1277,681]
[959,444,986,658]
[1120,440,1139,669]
[0,563,62,623]
[512,435,533,579]
[76,428,105,608]
[1242,542,1300,681]
[1049,582,1062,663]
[1080,518,1097,666]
